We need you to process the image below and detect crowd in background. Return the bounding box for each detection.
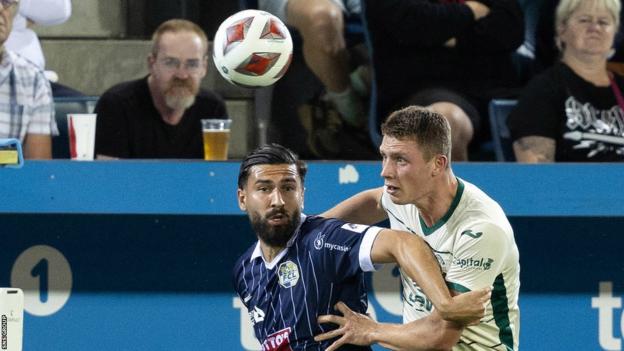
[1,0,624,163]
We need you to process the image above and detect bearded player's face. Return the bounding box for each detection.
[238,164,304,247]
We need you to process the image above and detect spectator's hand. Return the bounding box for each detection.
[455,0,525,52]
[465,1,490,20]
[437,287,491,325]
[445,38,457,48]
[315,302,376,351]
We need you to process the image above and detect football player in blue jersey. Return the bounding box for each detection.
[233,143,490,351]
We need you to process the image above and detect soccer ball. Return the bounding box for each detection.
[213,9,293,88]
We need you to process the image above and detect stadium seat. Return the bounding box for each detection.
[488,99,517,162]
[53,96,99,159]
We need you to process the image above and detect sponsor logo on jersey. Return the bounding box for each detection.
[341,223,368,233]
[323,242,351,252]
[404,286,433,313]
[315,231,351,252]
[453,257,494,270]
[460,229,483,239]
[249,306,265,325]
[314,232,325,250]
[278,261,300,288]
[262,327,292,351]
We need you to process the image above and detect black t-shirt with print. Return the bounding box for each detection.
[508,62,624,161]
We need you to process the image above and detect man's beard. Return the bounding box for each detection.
[164,78,198,110]
[251,208,301,248]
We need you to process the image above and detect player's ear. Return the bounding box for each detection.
[432,154,448,176]
[300,186,305,210]
[237,188,247,211]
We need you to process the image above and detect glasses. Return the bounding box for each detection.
[0,0,18,9]
[158,57,204,74]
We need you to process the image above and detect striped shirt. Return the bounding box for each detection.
[233,215,381,350]
[0,50,57,142]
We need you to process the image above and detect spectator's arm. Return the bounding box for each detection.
[23,134,52,159]
[454,0,525,52]
[513,136,556,163]
[465,1,490,20]
[366,0,475,47]
[19,0,71,25]
[24,72,56,160]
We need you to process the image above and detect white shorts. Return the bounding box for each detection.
[258,0,361,23]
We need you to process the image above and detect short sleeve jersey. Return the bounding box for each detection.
[381,179,520,351]
[233,215,381,351]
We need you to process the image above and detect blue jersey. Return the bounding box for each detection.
[233,215,381,351]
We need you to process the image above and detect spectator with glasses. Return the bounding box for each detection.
[94,19,227,159]
[0,0,58,159]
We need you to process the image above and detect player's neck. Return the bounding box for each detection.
[260,242,286,263]
[561,55,610,86]
[417,171,458,227]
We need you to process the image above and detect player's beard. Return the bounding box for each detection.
[164,78,198,110]
[251,208,301,248]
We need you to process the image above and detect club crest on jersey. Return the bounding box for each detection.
[341,223,368,233]
[314,232,325,250]
[262,327,292,351]
[278,260,300,288]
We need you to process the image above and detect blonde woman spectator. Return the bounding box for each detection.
[508,0,624,162]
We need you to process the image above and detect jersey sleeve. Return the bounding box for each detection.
[445,222,510,292]
[321,221,382,279]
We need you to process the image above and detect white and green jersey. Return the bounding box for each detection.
[381,178,520,350]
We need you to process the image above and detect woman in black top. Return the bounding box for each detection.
[508,0,624,162]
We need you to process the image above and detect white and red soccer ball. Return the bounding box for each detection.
[213,9,293,88]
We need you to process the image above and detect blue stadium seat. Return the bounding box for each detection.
[53,96,99,159]
[488,99,517,162]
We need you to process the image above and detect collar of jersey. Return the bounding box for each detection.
[419,178,464,236]
[250,213,307,269]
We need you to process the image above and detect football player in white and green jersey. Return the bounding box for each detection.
[317,106,520,351]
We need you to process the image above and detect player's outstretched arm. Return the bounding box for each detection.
[371,229,490,324]
[316,302,463,351]
[320,187,387,225]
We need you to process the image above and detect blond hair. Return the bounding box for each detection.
[151,19,208,57]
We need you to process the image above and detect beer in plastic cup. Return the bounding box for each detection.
[201,119,231,160]
[67,114,97,161]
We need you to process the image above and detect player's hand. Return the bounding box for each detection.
[438,287,491,325]
[315,302,377,351]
